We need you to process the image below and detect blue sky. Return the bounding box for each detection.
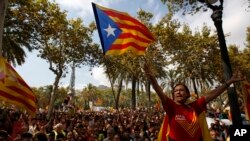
[15,0,250,89]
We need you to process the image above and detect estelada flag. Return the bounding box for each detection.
[0,57,36,115]
[92,3,155,55]
[242,80,250,120]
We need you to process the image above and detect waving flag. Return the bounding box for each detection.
[242,81,250,120]
[157,115,170,141]
[92,3,155,55]
[0,57,36,115]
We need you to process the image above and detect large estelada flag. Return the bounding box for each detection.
[92,3,155,55]
[242,80,250,120]
[0,57,36,115]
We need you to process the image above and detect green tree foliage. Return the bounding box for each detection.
[23,0,102,119]
[246,27,250,49]
[149,13,222,96]
[228,26,250,80]
[32,85,52,108]
[2,0,43,65]
[161,0,249,14]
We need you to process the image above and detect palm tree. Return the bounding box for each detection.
[1,0,43,65]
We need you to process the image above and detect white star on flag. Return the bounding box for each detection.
[104,24,116,37]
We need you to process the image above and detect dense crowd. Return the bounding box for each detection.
[0,106,232,141]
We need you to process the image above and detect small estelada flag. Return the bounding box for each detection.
[92,3,155,56]
[0,57,36,115]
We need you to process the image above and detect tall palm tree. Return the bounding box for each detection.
[2,0,42,65]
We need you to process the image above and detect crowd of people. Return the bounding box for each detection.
[0,106,234,141]
[0,67,245,141]
[0,107,163,141]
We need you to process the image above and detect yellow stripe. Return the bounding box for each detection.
[110,17,139,27]
[199,112,212,141]
[0,85,36,106]
[121,28,152,41]
[0,96,35,114]
[113,38,149,47]
[108,17,152,40]
[106,47,145,55]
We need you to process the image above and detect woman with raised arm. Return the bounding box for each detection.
[143,64,244,141]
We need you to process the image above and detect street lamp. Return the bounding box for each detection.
[198,0,242,125]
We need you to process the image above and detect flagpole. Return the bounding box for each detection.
[206,0,242,126]
[0,0,8,57]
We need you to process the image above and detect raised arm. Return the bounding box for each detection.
[205,71,245,104]
[143,63,167,105]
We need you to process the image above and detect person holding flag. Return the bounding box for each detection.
[143,64,245,141]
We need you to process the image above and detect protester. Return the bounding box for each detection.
[0,105,237,141]
[143,63,245,141]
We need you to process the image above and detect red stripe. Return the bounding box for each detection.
[7,86,36,101]
[6,63,34,92]
[102,10,154,40]
[119,33,152,43]
[110,42,146,51]
[103,9,147,29]
[162,116,169,141]
[0,90,36,112]
[117,23,154,40]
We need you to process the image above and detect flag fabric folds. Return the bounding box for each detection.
[157,112,211,141]
[0,57,36,115]
[157,115,170,141]
[242,80,250,120]
[92,3,155,55]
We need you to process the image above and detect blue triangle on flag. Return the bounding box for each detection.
[95,6,122,53]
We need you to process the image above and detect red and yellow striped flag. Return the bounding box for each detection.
[92,3,155,55]
[0,57,36,115]
[157,115,170,141]
[242,80,250,120]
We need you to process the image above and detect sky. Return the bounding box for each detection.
[15,0,250,89]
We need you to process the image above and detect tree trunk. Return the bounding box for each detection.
[192,78,198,97]
[46,75,61,120]
[146,80,151,107]
[136,80,140,107]
[131,76,136,110]
[0,0,8,56]
[115,76,123,109]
